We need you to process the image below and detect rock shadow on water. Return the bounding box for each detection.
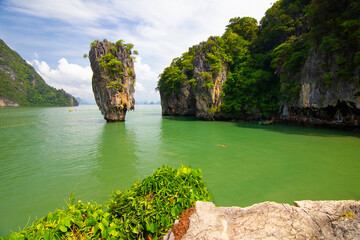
[234,121,360,138]
[162,115,198,122]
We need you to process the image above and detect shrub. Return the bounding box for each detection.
[108,165,212,239]
[6,165,211,240]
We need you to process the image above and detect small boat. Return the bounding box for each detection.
[217,144,228,147]
[68,110,76,112]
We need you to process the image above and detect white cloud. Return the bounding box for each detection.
[7,0,274,102]
[133,56,160,102]
[135,82,145,92]
[28,55,161,104]
[29,58,94,103]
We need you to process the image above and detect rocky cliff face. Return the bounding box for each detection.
[0,97,19,107]
[159,39,227,120]
[89,39,135,122]
[165,200,360,240]
[281,48,360,129]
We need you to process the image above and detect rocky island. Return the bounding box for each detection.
[89,39,136,122]
[157,0,360,129]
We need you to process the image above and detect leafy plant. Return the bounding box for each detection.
[5,165,211,240]
[108,165,212,239]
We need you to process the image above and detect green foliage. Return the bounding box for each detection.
[98,52,124,78]
[354,51,360,65]
[7,195,107,239]
[6,166,211,240]
[198,72,212,82]
[108,165,211,239]
[123,43,134,55]
[116,39,124,46]
[226,17,259,42]
[156,0,358,119]
[187,78,197,87]
[157,65,187,97]
[319,35,340,53]
[336,55,346,66]
[0,39,78,107]
[108,81,123,91]
[322,72,333,85]
[90,40,99,50]
[307,0,359,73]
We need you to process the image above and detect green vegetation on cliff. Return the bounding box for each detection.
[5,165,211,240]
[0,39,78,107]
[157,0,360,119]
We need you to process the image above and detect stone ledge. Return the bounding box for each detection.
[164,200,360,240]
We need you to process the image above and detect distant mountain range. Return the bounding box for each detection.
[0,39,78,107]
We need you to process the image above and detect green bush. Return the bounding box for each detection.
[5,165,211,240]
[108,165,211,239]
[322,72,333,85]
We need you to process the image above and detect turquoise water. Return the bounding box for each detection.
[1,105,360,235]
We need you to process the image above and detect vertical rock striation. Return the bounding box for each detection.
[280,47,360,128]
[89,39,135,122]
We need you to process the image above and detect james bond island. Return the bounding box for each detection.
[89,39,136,122]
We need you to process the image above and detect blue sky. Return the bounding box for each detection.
[0,0,274,103]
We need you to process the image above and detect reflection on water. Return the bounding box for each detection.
[1,105,360,235]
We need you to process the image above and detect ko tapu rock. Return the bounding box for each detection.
[89,39,136,122]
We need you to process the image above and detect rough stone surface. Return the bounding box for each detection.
[0,97,19,107]
[281,48,360,129]
[89,39,135,122]
[160,38,227,120]
[164,200,360,240]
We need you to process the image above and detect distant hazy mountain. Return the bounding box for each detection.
[0,39,78,107]
[75,97,95,105]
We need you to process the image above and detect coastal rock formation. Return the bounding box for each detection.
[165,200,360,240]
[0,39,78,107]
[157,1,360,129]
[89,39,135,122]
[281,47,360,129]
[158,38,227,120]
[0,97,19,107]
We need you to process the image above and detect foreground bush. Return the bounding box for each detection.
[4,165,211,240]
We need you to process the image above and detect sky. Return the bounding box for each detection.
[0,0,274,104]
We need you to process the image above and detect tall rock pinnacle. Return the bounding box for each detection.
[89,39,136,122]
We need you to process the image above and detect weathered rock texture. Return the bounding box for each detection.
[0,97,19,107]
[89,39,135,122]
[281,48,360,130]
[164,200,360,240]
[160,39,227,120]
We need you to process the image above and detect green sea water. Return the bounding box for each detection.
[1,105,360,235]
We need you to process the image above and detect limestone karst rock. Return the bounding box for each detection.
[164,200,360,240]
[157,38,227,120]
[89,39,135,122]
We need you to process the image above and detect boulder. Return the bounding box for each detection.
[164,200,360,239]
